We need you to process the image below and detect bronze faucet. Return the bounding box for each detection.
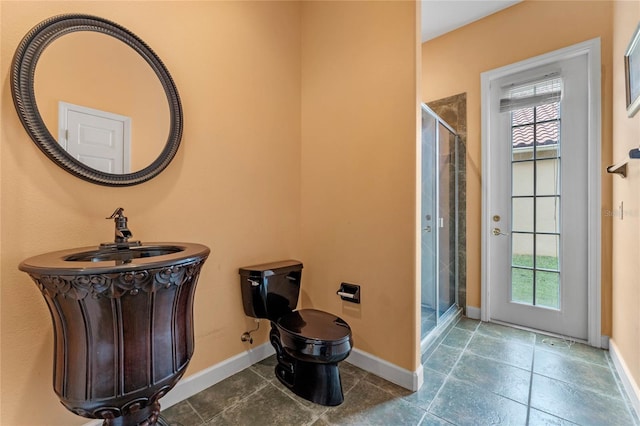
[107,207,133,244]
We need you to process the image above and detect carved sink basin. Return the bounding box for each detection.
[65,245,185,262]
[19,242,210,426]
[21,243,206,271]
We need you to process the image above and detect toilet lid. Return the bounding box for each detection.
[276,308,351,344]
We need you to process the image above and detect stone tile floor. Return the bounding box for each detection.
[162,318,639,425]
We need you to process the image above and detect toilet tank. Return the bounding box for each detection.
[239,260,303,321]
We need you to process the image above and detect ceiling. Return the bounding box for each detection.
[422,0,522,42]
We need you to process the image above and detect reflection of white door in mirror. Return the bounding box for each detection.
[58,102,131,174]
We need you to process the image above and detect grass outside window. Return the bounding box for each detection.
[511,254,559,309]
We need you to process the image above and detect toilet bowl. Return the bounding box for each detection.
[239,260,353,406]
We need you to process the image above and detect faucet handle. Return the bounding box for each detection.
[107,207,125,220]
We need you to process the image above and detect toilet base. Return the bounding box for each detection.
[270,325,345,406]
[274,358,344,406]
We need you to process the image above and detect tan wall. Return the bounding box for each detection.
[300,0,419,371]
[421,0,614,334]
[1,2,302,424]
[1,1,420,424]
[611,0,640,396]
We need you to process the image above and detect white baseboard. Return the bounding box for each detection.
[346,347,423,392]
[601,334,610,350]
[466,305,481,320]
[160,343,275,408]
[83,343,424,426]
[82,343,275,426]
[609,339,640,420]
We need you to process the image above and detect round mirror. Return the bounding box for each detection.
[11,14,182,186]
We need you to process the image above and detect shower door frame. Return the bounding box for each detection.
[420,104,460,351]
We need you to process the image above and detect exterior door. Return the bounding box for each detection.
[484,49,593,340]
[58,102,131,173]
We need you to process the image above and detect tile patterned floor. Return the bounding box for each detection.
[162,318,638,425]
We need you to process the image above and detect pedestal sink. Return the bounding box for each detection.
[19,209,209,426]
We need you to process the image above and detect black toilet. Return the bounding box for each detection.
[239,260,353,406]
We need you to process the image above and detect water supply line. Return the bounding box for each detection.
[241,319,260,344]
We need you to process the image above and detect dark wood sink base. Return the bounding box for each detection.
[21,252,209,426]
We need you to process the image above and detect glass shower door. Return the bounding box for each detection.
[421,108,437,337]
[438,123,456,316]
[421,104,458,343]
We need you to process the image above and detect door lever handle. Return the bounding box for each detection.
[492,228,509,236]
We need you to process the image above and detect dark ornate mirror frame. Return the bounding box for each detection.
[11,14,183,186]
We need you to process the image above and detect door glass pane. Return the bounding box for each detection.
[421,109,437,337]
[438,123,455,316]
[536,234,559,271]
[512,125,534,159]
[537,144,559,158]
[512,162,533,196]
[536,271,560,309]
[512,107,534,125]
[536,158,560,195]
[512,267,533,304]
[512,233,533,267]
[512,197,533,232]
[536,102,559,121]
[535,120,559,147]
[536,197,560,233]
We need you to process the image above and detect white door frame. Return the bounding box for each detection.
[480,38,602,347]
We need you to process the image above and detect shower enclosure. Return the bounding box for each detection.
[420,103,460,350]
